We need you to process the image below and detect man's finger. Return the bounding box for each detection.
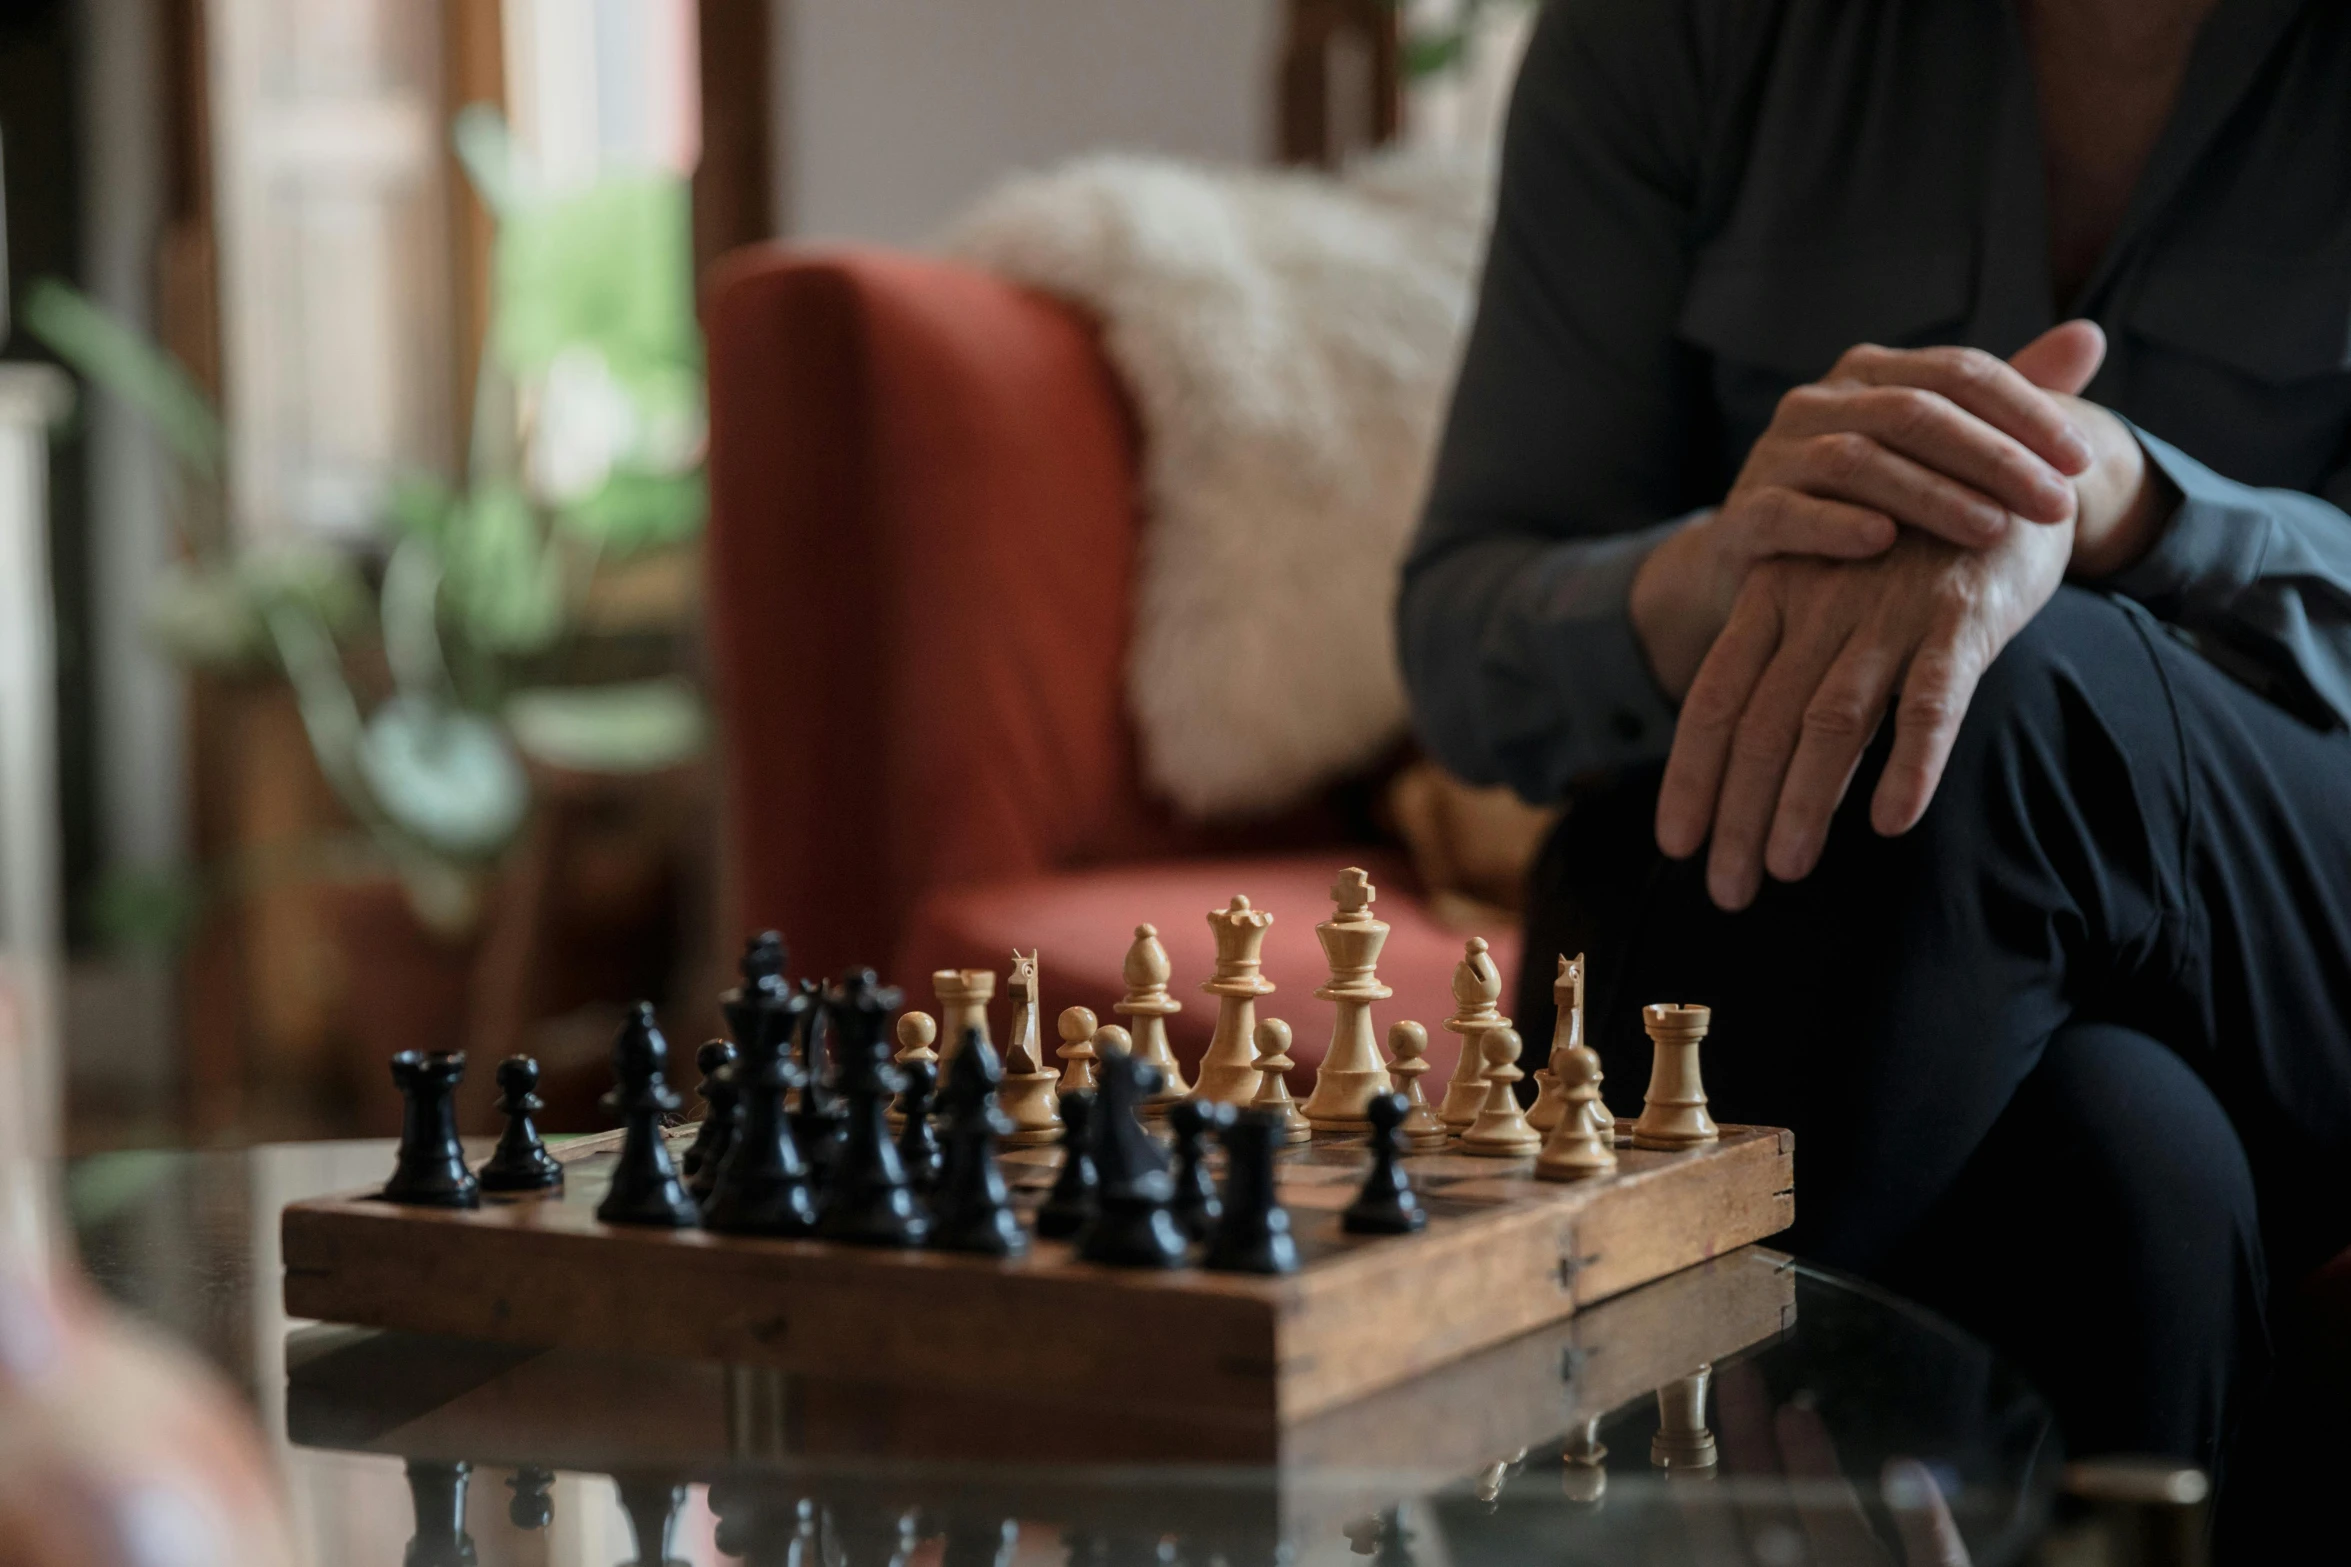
[2008,318,2106,398]
[1775,1403,1887,1567]
[1777,383,2076,525]
[1768,429,2018,547]
[1871,625,1994,836]
[1706,622,1849,910]
[1737,485,1898,561]
[1884,1458,1972,1567]
[1657,589,1784,861]
[1765,625,1903,884]
[1835,342,2094,479]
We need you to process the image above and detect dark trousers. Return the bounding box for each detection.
[1517,586,2351,1469]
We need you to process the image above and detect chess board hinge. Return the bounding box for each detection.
[1554,1225,1599,1289]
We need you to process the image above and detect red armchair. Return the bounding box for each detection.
[703,246,1517,1081]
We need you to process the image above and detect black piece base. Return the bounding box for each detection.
[700,1179,820,1237]
[932,1205,1027,1256]
[1034,1191,1094,1239]
[813,1191,930,1248]
[379,1169,481,1209]
[595,1184,701,1228]
[1076,1193,1189,1267]
[1205,1213,1299,1274]
[478,1148,564,1193]
[1340,1195,1426,1235]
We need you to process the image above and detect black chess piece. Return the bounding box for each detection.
[1372,1506,1418,1567]
[930,1026,1026,1255]
[1168,1098,1234,1243]
[597,1003,700,1227]
[813,970,930,1246]
[703,982,820,1235]
[477,1055,563,1192]
[943,1518,1019,1567]
[792,977,849,1179]
[707,1481,810,1567]
[1076,1051,1188,1267]
[682,1038,741,1195]
[1204,1109,1299,1274]
[895,1058,943,1190]
[506,1466,555,1530]
[1341,1092,1426,1235]
[1034,1090,1099,1239]
[831,1500,918,1567]
[382,1051,480,1208]
[403,1458,478,1567]
[618,1474,690,1567]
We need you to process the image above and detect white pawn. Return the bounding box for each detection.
[1535,1044,1617,1182]
[887,1011,939,1129]
[1385,1021,1451,1152]
[1055,1006,1100,1093]
[1458,1026,1542,1158]
[1248,1018,1313,1145]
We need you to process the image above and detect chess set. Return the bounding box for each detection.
[282,867,1794,1420]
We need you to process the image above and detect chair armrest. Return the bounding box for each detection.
[703,247,1150,977]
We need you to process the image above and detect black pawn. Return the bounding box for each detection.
[478,1055,563,1192]
[683,1038,742,1199]
[1341,1092,1426,1235]
[1034,1090,1099,1239]
[931,1027,1026,1255]
[402,1459,477,1567]
[506,1467,555,1531]
[1204,1109,1299,1274]
[1169,1098,1234,1242]
[703,983,819,1235]
[1077,1051,1188,1267]
[597,1003,700,1227]
[382,1051,479,1208]
[813,970,930,1246]
[896,1058,943,1190]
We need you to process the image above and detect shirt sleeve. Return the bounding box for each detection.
[2106,422,2351,729]
[1397,0,1723,802]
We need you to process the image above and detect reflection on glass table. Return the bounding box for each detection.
[69,1140,2057,1566]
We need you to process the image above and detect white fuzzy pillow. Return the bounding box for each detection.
[939,150,1493,819]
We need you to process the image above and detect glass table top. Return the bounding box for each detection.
[65,1140,2058,1565]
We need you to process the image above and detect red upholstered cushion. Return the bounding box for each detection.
[893,851,1522,1091]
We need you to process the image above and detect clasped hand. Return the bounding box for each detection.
[1629,320,2167,910]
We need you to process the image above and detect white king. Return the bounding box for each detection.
[1299,867,1393,1132]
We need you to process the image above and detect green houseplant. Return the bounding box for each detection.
[27,108,710,941]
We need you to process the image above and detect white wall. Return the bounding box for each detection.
[778,0,1282,245]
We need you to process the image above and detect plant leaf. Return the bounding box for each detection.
[18,279,224,478]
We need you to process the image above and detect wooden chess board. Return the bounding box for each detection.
[281,1123,1792,1421]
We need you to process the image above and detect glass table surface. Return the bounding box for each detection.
[66,1140,2059,1566]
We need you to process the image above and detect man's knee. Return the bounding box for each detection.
[1909,586,2177,834]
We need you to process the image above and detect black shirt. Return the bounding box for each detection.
[1401,0,2351,799]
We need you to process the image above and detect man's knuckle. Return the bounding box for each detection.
[1942,346,2002,387]
[1801,693,1871,742]
[1882,386,1945,437]
[1813,431,1876,483]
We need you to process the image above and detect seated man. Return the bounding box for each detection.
[1400,0,2351,1469]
